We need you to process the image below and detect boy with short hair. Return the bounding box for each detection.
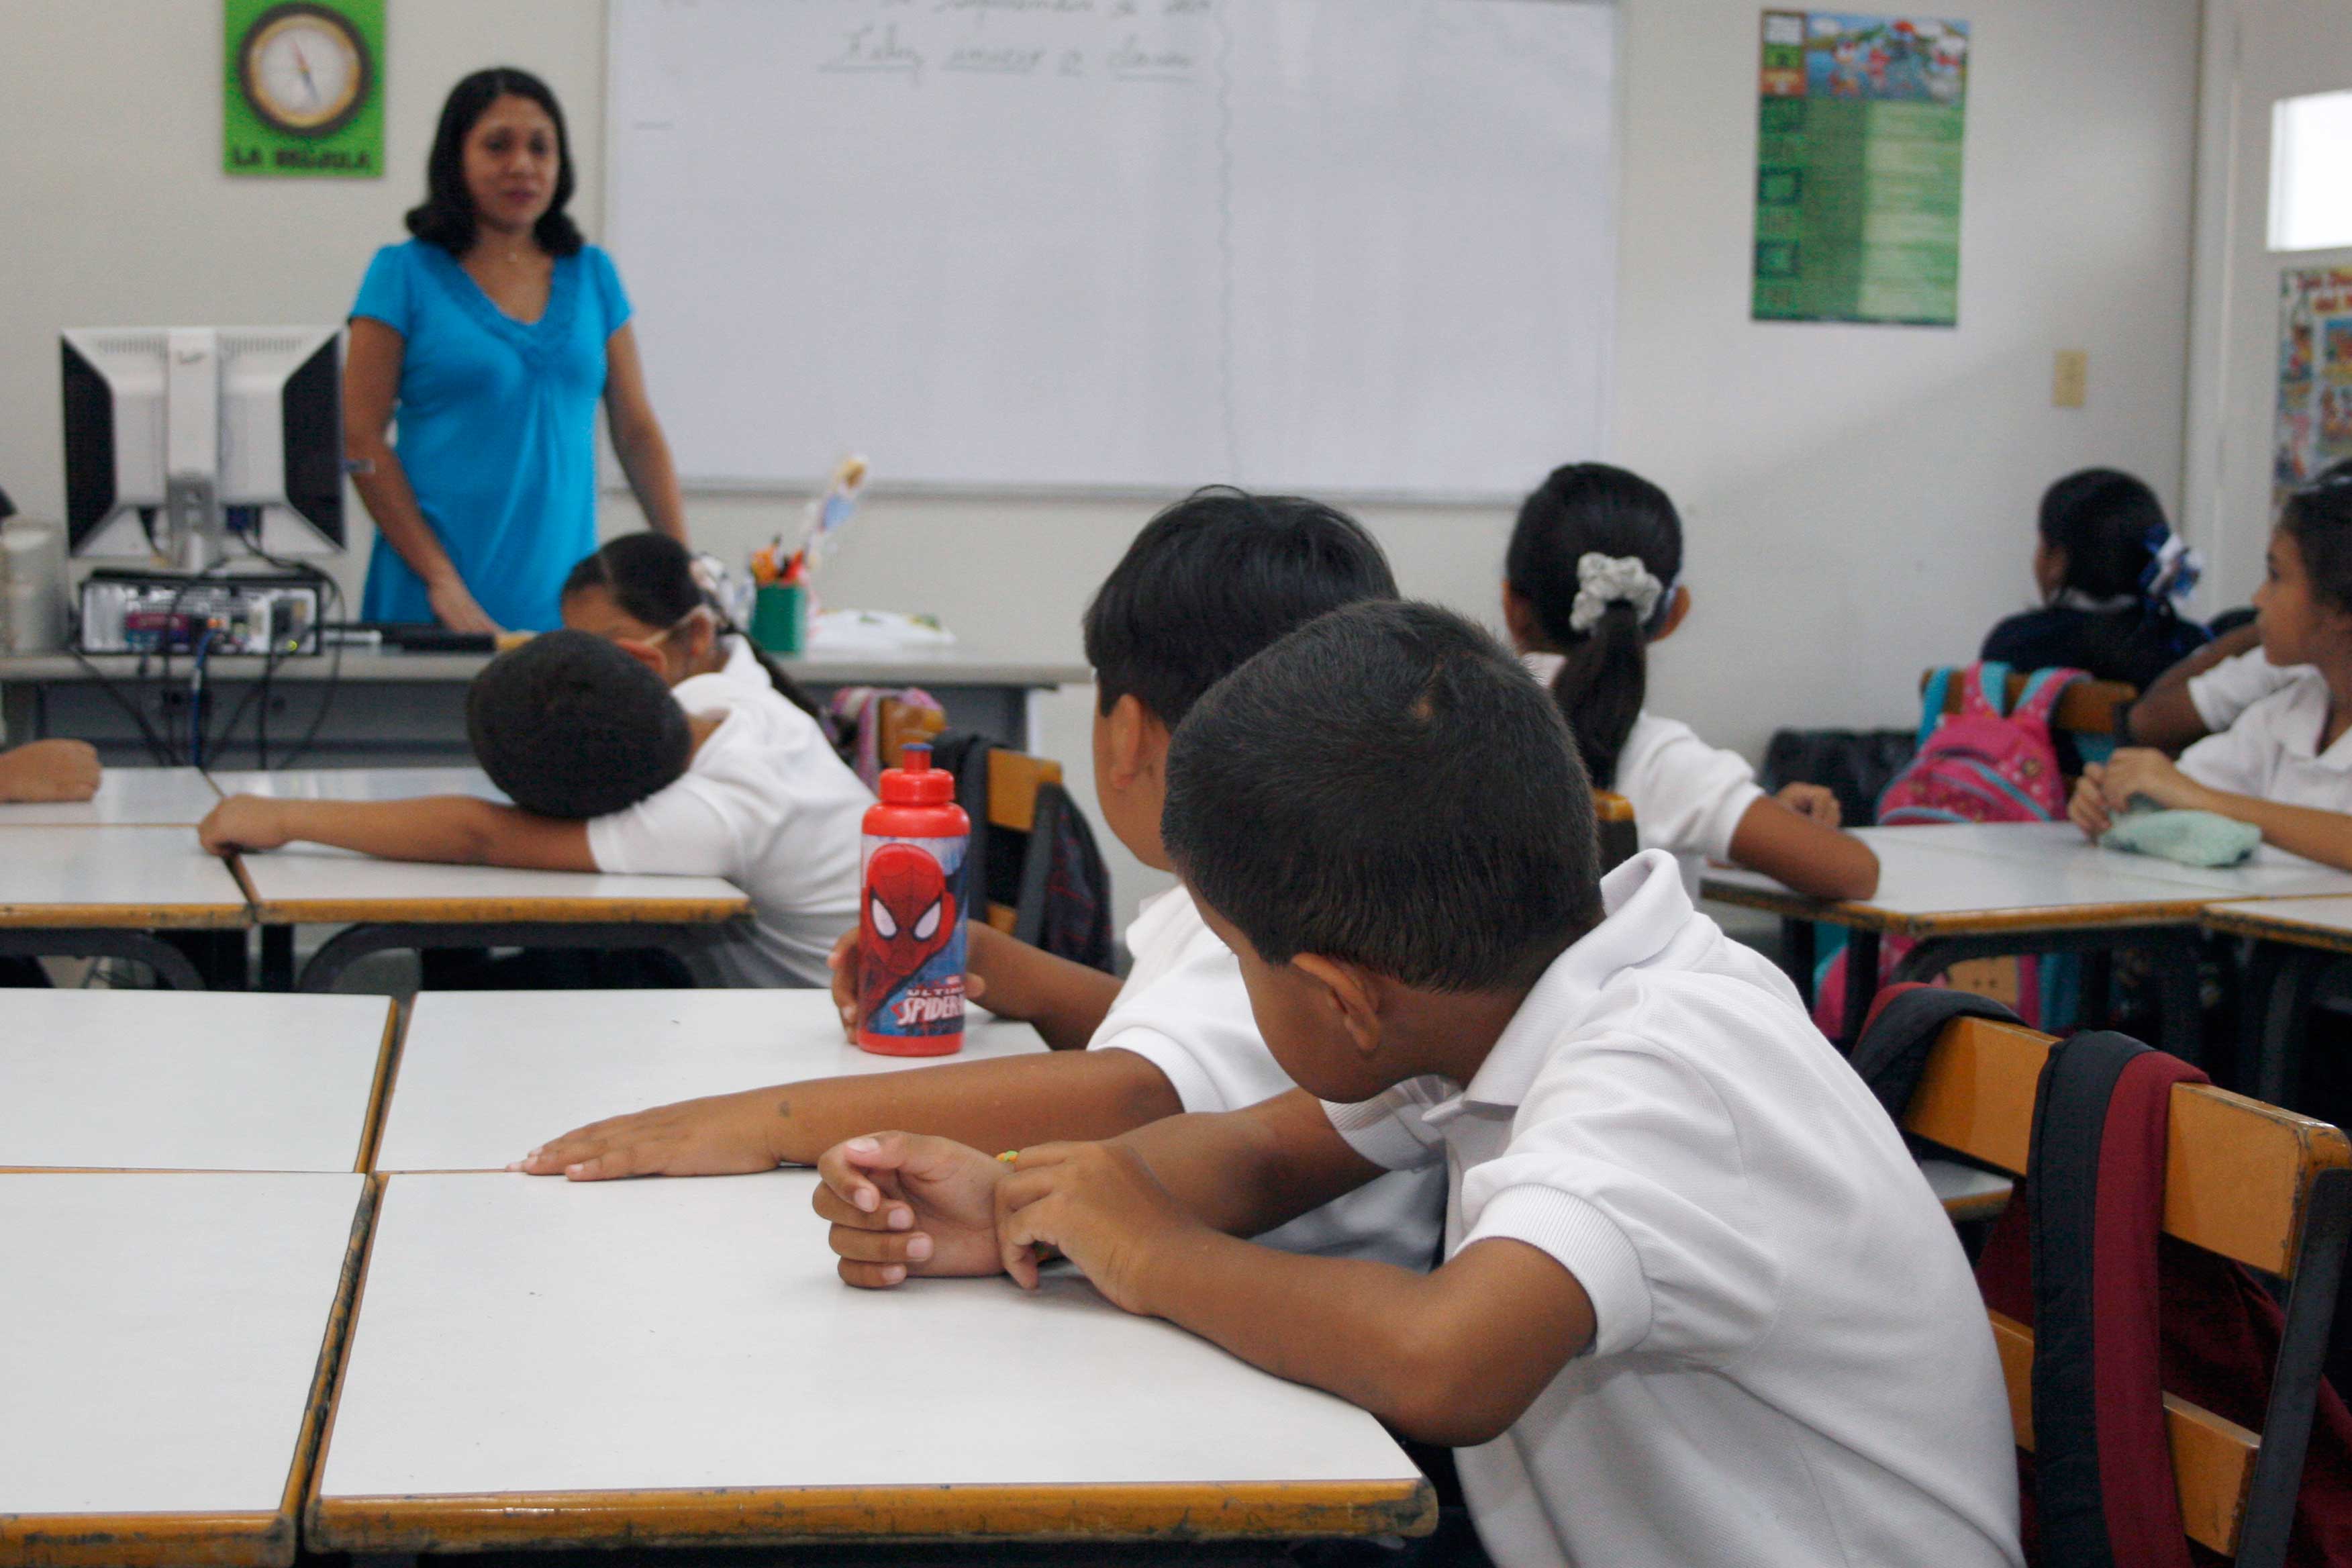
[198,627,869,987]
[516,489,1442,1270]
[813,601,2021,1568]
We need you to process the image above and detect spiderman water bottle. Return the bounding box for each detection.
[856,744,971,1056]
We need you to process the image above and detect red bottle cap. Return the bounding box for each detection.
[877,743,955,805]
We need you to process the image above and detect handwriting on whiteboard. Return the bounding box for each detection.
[814,0,1210,87]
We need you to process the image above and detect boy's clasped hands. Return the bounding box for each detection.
[815,1131,1192,1307]
[2067,748,2210,838]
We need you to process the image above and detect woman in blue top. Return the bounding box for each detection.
[345,68,686,633]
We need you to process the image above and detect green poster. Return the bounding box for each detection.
[223,0,384,178]
[1753,11,1967,326]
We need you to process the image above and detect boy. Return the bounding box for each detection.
[516,489,1442,1270]
[197,628,868,987]
[812,602,2022,1568]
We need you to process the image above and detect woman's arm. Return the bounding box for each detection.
[2126,622,2263,752]
[603,324,688,543]
[1727,797,1880,901]
[344,320,501,633]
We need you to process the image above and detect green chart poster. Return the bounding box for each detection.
[1753,11,1967,326]
[224,0,384,178]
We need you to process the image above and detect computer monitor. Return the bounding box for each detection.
[61,326,344,569]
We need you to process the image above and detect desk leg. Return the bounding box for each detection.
[1779,918,1816,1006]
[2249,945,2336,1109]
[1840,929,1881,1046]
[2148,930,2205,1067]
[259,925,295,992]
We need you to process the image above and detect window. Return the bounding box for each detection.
[2271,89,2352,252]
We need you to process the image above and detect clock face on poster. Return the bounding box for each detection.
[238,3,372,138]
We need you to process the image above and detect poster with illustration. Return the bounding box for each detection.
[1754,11,1969,326]
[2276,268,2352,507]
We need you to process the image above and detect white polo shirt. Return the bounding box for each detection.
[1324,850,2020,1568]
[2180,667,2352,812]
[1089,885,1444,1271]
[2186,646,2310,737]
[585,673,873,987]
[1521,656,1763,883]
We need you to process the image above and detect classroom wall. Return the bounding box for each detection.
[0,0,2203,932]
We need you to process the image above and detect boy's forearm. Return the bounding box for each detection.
[1116,1091,1383,1240]
[2128,623,2258,750]
[768,1048,1181,1165]
[967,924,1128,1049]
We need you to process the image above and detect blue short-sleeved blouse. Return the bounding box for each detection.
[351,239,632,631]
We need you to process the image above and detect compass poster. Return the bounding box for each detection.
[1753,11,1968,326]
[224,0,384,178]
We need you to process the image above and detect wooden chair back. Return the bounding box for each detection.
[1904,1016,2352,1563]
[1918,670,2138,739]
[981,749,1067,937]
[875,697,947,772]
[1594,791,1638,874]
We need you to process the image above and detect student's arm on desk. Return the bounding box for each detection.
[2098,748,2352,871]
[198,795,593,871]
[2127,622,2262,752]
[0,740,100,802]
[1728,797,1879,900]
[344,319,501,634]
[513,1047,1181,1179]
[814,1093,1591,1448]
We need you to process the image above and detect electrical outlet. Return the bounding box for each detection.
[2053,350,2088,409]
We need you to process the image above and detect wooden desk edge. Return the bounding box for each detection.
[2201,905,2352,956]
[248,896,752,926]
[0,1181,379,1568]
[1698,881,2209,938]
[0,903,250,930]
[305,1477,1438,1551]
[354,1003,403,1175]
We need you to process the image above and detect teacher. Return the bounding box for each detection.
[344,67,685,634]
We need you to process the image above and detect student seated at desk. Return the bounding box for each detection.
[1979,467,2208,692]
[518,488,1442,1270]
[0,739,99,803]
[199,630,869,987]
[2073,470,2352,871]
[1504,463,1877,900]
[812,603,2021,1568]
[560,532,831,717]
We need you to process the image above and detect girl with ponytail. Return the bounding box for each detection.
[1504,463,1878,901]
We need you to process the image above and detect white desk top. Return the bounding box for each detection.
[1702,826,2224,935]
[236,844,749,925]
[0,826,250,928]
[311,1173,1424,1550]
[0,766,219,827]
[2203,895,2352,952]
[207,765,507,805]
[1862,821,2352,901]
[376,989,1048,1171]
[0,1172,366,1557]
[0,991,393,1172]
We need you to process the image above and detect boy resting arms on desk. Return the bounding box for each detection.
[813,602,2022,1568]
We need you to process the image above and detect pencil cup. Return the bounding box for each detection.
[750,585,807,654]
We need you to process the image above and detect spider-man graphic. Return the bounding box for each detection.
[859,842,960,1034]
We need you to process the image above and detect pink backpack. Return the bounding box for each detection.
[1812,662,2087,1034]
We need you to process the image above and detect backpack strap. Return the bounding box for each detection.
[2012,665,2090,730]
[1917,667,1959,749]
[2027,1031,2208,1568]
[1847,983,2024,1120]
[1961,660,2014,720]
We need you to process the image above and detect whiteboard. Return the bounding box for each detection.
[607,0,1616,497]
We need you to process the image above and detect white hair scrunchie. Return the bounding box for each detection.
[1568,552,1666,635]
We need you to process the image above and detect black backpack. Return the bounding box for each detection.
[928,732,1116,973]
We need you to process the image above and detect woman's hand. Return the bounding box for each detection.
[426,573,503,635]
[2098,748,2214,816]
[2068,765,2112,840]
[1774,781,1843,826]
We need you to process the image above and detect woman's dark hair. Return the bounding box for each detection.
[407,68,584,258]
[468,630,689,820]
[2039,469,2171,600]
[1083,487,1397,728]
[1504,463,1683,790]
[561,533,826,722]
[1164,600,1601,992]
[2282,458,2352,614]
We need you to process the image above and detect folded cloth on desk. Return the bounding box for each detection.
[807,608,957,652]
[2101,808,2262,867]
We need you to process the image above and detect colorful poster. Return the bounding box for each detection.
[2276,267,2352,508]
[224,0,385,178]
[1753,11,1968,326]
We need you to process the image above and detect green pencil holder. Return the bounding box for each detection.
[750,584,807,654]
